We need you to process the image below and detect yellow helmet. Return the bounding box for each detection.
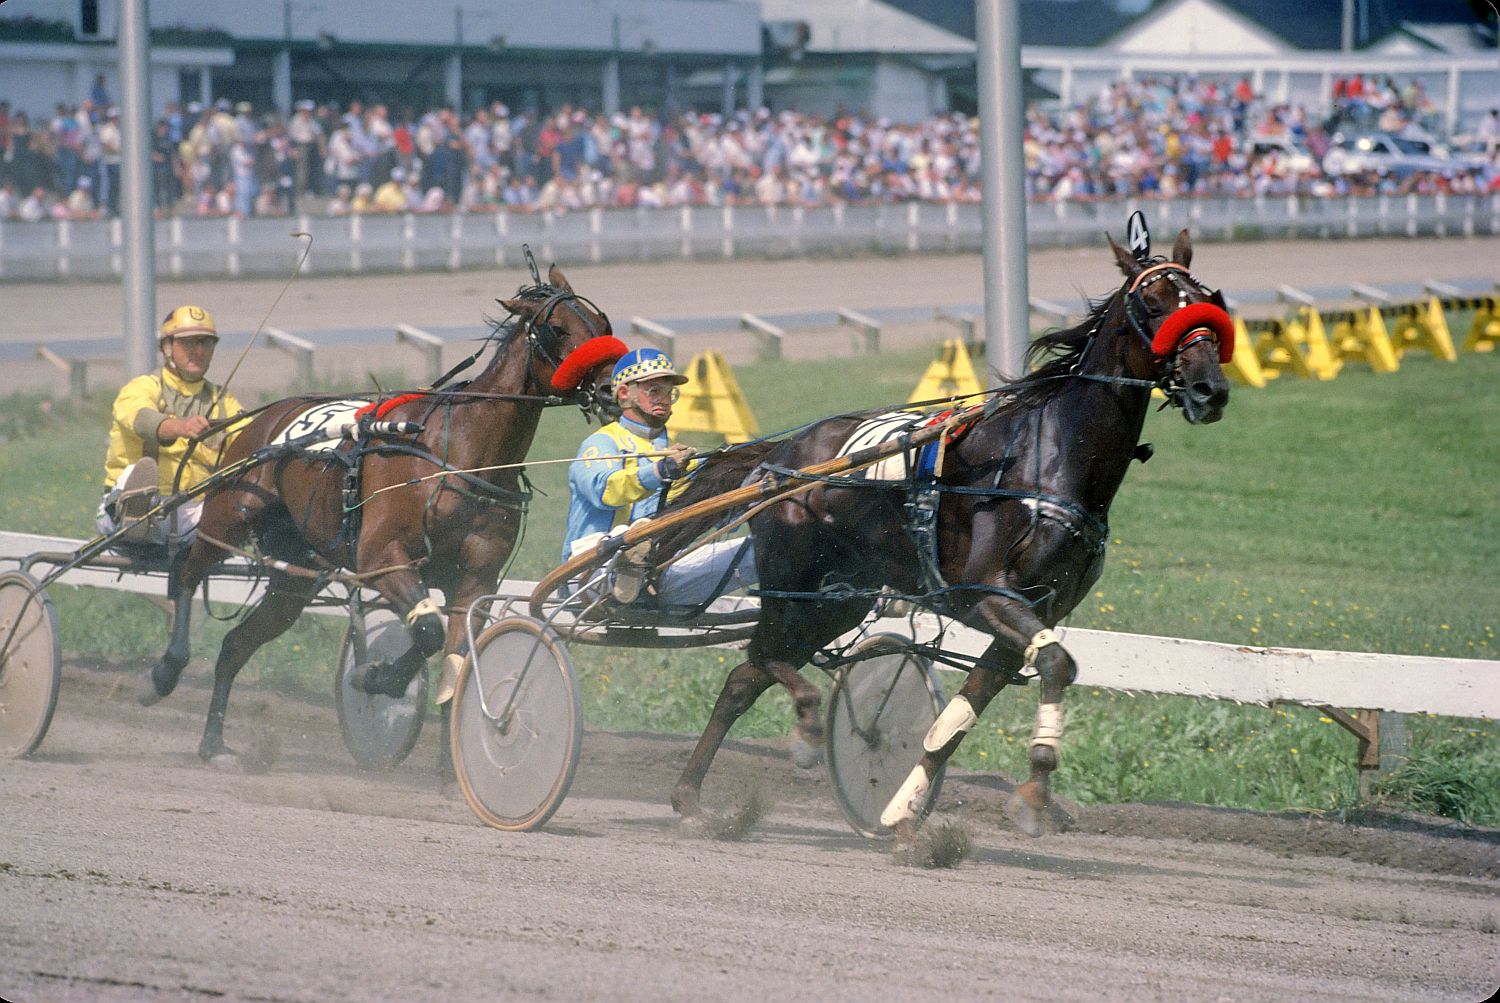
[159,305,218,343]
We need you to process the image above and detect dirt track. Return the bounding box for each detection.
[3,663,1497,1002]
[5,237,1500,998]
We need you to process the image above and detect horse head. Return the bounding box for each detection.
[1105,229,1233,424]
[498,264,626,417]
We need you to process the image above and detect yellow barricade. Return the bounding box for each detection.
[1245,306,1339,381]
[669,350,760,443]
[1385,296,1457,362]
[1327,306,1400,373]
[909,339,985,406]
[1224,317,1267,388]
[1441,295,1500,353]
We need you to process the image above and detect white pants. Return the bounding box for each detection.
[657,537,757,608]
[567,532,757,608]
[96,460,202,547]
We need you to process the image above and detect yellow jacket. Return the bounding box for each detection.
[103,368,244,493]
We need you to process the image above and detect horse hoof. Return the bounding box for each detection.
[890,817,919,850]
[348,662,410,700]
[136,667,174,707]
[788,733,823,770]
[203,751,241,773]
[1002,791,1050,833]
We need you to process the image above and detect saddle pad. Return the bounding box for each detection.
[837,411,939,482]
[271,399,366,453]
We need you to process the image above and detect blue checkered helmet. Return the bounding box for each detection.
[611,347,688,387]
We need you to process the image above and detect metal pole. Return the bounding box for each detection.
[120,0,157,378]
[975,0,1029,383]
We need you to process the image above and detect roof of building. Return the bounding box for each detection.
[883,0,1495,50]
[760,0,975,55]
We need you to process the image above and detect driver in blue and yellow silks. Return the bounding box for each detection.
[562,347,756,605]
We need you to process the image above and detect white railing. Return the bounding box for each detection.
[2,193,1495,282]
[4,529,1494,720]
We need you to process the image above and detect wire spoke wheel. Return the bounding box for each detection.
[0,571,61,758]
[825,633,946,837]
[451,616,582,832]
[335,608,427,769]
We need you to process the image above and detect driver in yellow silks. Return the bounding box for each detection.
[97,305,244,546]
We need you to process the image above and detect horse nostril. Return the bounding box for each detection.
[1191,381,1227,405]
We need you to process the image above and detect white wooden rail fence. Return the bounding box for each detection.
[5,529,1495,778]
[3,193,1497,281]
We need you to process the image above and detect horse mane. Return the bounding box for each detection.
[651,439,778,561]
[479,280,557,352]
[995,287,1122,410]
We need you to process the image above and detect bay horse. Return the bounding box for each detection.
[139,264,628,767]
[661,229,1233,839]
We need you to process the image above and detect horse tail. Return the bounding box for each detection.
[652,440,778,561]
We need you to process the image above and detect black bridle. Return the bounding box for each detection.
[1078,259,1228,411]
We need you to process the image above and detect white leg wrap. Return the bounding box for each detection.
[879,763,931,828]
[435,652,464,706]
[1024,628,1063,668]
[405,597,440,627]
[1031,702,1065,750]
[923,695,977,753]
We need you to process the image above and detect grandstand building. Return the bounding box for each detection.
[0,0,1495,129]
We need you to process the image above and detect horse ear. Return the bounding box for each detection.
[1171,229,1193,268]
[547,264,574,292]
[1106,232,1139,278]
[498,297,539,319]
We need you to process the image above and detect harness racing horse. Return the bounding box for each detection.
[140,264,627,768]
[663,229,1233,840]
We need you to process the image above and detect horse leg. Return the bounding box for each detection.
[879,639,1017,843]
[671,657,779,818]
[766,662,825,769]
[139,542,219,706]
[199,572,313,764]
[1008,627,1078,837]
[345,569,444,699]
[429,597,483,785]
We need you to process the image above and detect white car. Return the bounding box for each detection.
[1321,132,1455,179]
[1244,135,1317,176]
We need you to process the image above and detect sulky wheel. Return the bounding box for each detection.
[335,607,427,770]
[451,616,582,832]
[0,570,61,758]
[825,633,947,838]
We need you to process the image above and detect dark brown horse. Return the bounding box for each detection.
[140,264,626,767]
[661,230,1233,839]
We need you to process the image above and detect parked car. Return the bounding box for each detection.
[1321,132,1455,179]
[1244,135,1317,176]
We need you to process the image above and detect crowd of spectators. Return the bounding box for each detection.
[2,72,1495,224]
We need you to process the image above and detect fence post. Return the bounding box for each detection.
[396,323,445,383]
[265,327,315,386]
[1029,298,1072,327]
[935,308,980,353]
[1352,282,1392,305]
[739,313,784,361]
[629,317,677,358]
[837,307,881,354]
[36,345,89,399]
